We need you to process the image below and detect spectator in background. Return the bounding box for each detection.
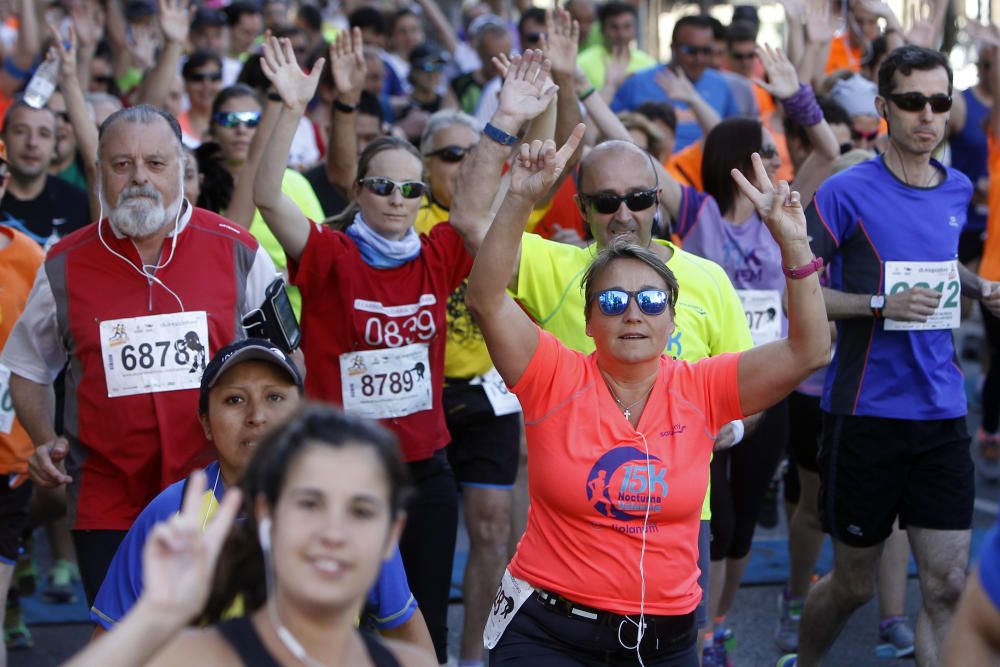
[222,1,263,85]
[712,18,760,118]
[452,15,511,116]
[261,0,289,31]
[517,7,547,52]
[612,15,738,152]
[618,111,669,162]
[396,44,458,144]
[565,0,599,50]
[189,7,227,56]
[295,3,325,58]
[179,50,224,146]
[577,2,657,94]
[827,73,882,153]
[384,9,425,95]
[637,101,678,159]
[0,101,89,247]
[46,91,88,191]
[350,5,388,51]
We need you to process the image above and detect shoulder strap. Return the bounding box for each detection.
[216,617,283,667]
[360,631,403,667]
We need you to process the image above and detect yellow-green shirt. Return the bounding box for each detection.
[577,45,659,90]
[514,234,753,519]
[248,168,325,319]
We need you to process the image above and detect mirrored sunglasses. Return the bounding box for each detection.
[213,111,261,129]
[359,177,428,199]
[597,289,669,317]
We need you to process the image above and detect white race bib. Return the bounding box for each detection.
[483,568,534,650]
[0,366,14,435]
[736,289,782,345]
[884,260,961,331]
[100,311,210,398]
[340,343,432,419]
[470,366,521,416]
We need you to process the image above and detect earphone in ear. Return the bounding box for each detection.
[258,517,272,552]
[651,209,663,237]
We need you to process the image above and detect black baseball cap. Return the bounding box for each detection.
[191,8,227,31]
[198,338,304,413]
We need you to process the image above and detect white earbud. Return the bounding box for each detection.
[258,517,272,552]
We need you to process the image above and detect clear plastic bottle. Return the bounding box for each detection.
[23,52,59,110]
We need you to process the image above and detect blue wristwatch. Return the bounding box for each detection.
[483,122,518,147]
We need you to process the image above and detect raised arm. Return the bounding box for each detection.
[466,126,584,387]
[64,472,242,667]
[0,0,40,96]
[413,0,458,55]
[656,66,720,137]
[545,9,584,169]
[756,44,839,161]
[325,28,366,198]
[254,36,326,262]
[799,0,836,89]
[69,0,103,92]
[779,0,806,69]
[137,0,189,108]
[731,156,831,415]
[52,26,100,218]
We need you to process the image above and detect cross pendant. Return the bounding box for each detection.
[623,408,631,419]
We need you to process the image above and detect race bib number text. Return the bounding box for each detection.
[736,289,782,346]
[471,366,521,416]
[884,260,960,331]
[0,366,14,434]
[340,343,432,419]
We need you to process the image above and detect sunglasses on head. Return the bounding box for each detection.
[213,111,261,129]
[596,289,670,317]
[730,51,756,61]
[188,71,223,83]
[678,44,713,56]
[425,145,474,163]
[581,187,658,215]
[359,177,427,199]
[887,92,952,113]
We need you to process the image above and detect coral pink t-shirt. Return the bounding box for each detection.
[509,329,744,616]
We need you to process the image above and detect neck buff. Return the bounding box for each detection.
[345,210,421,268]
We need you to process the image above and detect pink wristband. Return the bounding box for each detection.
[783,256,823,279]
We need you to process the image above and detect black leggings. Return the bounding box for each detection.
[710,399,789,561]
[399,449,459,664]
[983,303,1000,434]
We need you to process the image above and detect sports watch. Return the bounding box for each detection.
[869,294,886,318]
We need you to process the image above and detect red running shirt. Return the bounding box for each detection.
[289,221,472,461]
[509,329,744,615]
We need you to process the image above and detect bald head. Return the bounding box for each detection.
[578,140,657,194]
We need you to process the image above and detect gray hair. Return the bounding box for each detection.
[419,109,481,155]
[98,104,183,159]
[581,237,679,322]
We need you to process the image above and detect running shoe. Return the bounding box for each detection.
[977,428,1000,481]
[775,589,802,653]
[42,559,80,604]
[702,642,732,667]
[715,623,736,652]
[757,477,780,529]
[3,599,31,650]
[874,617,915,659]
[776,656,797,667]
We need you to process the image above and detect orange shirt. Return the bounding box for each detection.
[509,329,744,615]
[980,136,1000,282]
[533,176,585,241]
[825,35,863,74]
[0,227,44,473]
[666,143,704,191]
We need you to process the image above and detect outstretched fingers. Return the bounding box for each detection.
[750,152,773,193]
[730,166,765,210]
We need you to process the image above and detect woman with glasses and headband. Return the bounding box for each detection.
[253,36,478,664]
[466,126,830,664]
[64,405,436,667]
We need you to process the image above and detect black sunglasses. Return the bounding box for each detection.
[213,111,261,129]
[678,44,714,56]
[187,71,223,83]
[359,177,427,199]
[730,51,756,61]
[425,145,475,163]
[523,31,545,43]
[92,75,114,86]
[581,187,658,215]
[887,92,952,113]
[597,289,670,317]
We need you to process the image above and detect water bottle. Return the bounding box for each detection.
[23,52,59,110]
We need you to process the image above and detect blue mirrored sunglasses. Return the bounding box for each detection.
[596,289,669,316]
[213,111,261,129]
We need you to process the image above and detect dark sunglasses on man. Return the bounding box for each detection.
[729,51,756,62]
[580,187,659,215]
[887,92,952,113]
[424,145,475,163]
[678,44,714,56]
[188,71,223,83]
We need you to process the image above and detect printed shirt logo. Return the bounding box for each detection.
[585,446,668,521]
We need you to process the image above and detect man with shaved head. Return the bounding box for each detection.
[1,104,276,607]
[453,59,753,641]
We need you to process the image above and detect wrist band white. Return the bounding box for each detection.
[729,419,745,445]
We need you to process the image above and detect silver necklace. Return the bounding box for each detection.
[604,378,656,420]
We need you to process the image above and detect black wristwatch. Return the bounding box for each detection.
[870,294,886,318]
[333,98,358,113]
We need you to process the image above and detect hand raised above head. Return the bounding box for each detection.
[261,32,325,112]
[492,50,558,135]
[508,123,585,202]
[730,153,809,251]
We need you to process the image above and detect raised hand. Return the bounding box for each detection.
[50,24,77,84]
[508,123,585,202]
[754,44,800,100]
[655,66,698,103]
[141,469,242,622]
[158,0,190,46]
[70,0,103,50]
[491,52,513,78]
[778,0,806,22]
[805,0,838,43]
[603,44,630,90]
[128,23,156,71]
[261,33,325,112]
[731,153,808,250]
[329,27,365,105]
[540,8,579,77]
[967,20,1000,47]
[493,50,558,134]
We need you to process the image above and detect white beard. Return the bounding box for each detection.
[107,185,182,238]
